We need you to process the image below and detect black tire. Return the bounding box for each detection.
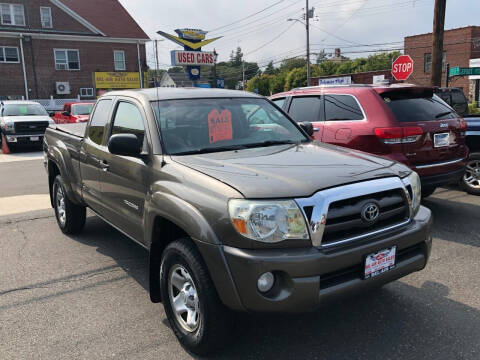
[52,175,86,234]
[160,238,232,355]
[460,153,480,196]
[421,186,437,198]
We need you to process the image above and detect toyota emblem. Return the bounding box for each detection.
[361,202,380,223]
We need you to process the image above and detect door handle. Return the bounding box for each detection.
[313,128,320,132]
[99,160,109,171]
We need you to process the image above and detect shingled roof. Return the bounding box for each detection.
[58,0,149,39]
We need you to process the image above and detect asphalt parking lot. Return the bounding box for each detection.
[1,150,479,360]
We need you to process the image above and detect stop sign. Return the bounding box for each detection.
[392,55,414,81]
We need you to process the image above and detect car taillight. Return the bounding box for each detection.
[374,127,423,144]
[459,119,467,130]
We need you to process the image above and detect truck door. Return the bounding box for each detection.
[79,98,113,214]
[98,99,150,242]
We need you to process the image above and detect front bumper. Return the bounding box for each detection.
[3,133,44,145]
[216,206,432,312]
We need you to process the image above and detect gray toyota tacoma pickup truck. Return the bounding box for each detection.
[43,88,432,354]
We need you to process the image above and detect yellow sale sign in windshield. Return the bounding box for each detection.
[95,72,141,89]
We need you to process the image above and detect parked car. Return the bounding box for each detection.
[0,100,54,148]
[50,102,94,124]
[44,88,432,354]
[270,84,469,197]
[461,114,480,195]
[434,87,469,117]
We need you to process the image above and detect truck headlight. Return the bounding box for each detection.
[2,121,14,133]
[403,171,421,216]
[228,199,309,243]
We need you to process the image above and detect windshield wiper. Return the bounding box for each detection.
[243,140,306,149]
[435,111,453,118]
[173,144,248,155]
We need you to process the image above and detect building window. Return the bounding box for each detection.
[80,88,94,97]
[114,50,126,71]
[40,7,52,28]
[0,3,25,26]
[424,52,446,73]
[54,49,80,70]
[0,46,19,63]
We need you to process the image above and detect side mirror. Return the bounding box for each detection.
[298,121,314,137]
[108,133,142,157]
[62,111,70,116]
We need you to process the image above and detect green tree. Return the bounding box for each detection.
[167,66,184,73]
[284,67,307,90]
[230,47,244,66]
[269,71,288,94]
[279,57,307,73]
[316,60,340,76]
[246,74,272,96]
[264,61,278,75]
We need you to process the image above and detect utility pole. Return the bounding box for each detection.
[154,39,159,86]
[242,61,245,90]
[306,0,311,86]
[430,0,446,87]
[212,49,218,88]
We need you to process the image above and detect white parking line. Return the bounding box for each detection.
[0,151,43,163]
[0,194,51,216]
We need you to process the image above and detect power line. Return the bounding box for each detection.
[208,0,287,33]
[245,22,297,56]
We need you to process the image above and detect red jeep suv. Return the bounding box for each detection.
[270,84,468,197]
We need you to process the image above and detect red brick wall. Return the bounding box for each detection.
[0,38,147,99]
[0,0,94,34]
[404,27,477,96]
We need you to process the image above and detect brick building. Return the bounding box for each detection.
[404,26,480,102]
[0,0,149,100]
[312,69,399,86]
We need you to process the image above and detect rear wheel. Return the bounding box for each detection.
[53,175,86,234]
[160,238,232,355]
[461,153,480,196]
[421,186,437,198]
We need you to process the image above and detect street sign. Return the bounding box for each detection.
[392,55,414,81]
[449,66,480,77]
[171,50,215,66]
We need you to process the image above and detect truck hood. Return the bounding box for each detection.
[2,115,51,122]
[171,142,411,198]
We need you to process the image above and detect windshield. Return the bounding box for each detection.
[73,104,94,115]
[152,98,308,155]
[382,92,457,122]
[2,103,48,117]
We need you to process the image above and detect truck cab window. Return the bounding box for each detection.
[111,102,145,147]
[88,99,112,145]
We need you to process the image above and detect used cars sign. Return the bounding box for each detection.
[171,50,215,66]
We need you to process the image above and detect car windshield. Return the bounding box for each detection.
[2,103,48,117]
[73,104,94,115]
[152,98,309,155]
[381,91,457,122]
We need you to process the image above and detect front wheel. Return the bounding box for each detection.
[53,175,86,234]
[160,238,232,355]
[461,153,480,195]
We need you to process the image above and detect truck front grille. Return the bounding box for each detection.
[322,189,409,246]
[295,177,412,249]
[14,121,49,134]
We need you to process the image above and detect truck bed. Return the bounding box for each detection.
[49,123,86,138]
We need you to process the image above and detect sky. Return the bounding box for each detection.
[119,0,480,71]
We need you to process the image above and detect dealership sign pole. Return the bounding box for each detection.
[157,29,221,86]
[391,55,414,81]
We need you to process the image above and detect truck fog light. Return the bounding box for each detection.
[257,272,275,293]
[6,136,17,143]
